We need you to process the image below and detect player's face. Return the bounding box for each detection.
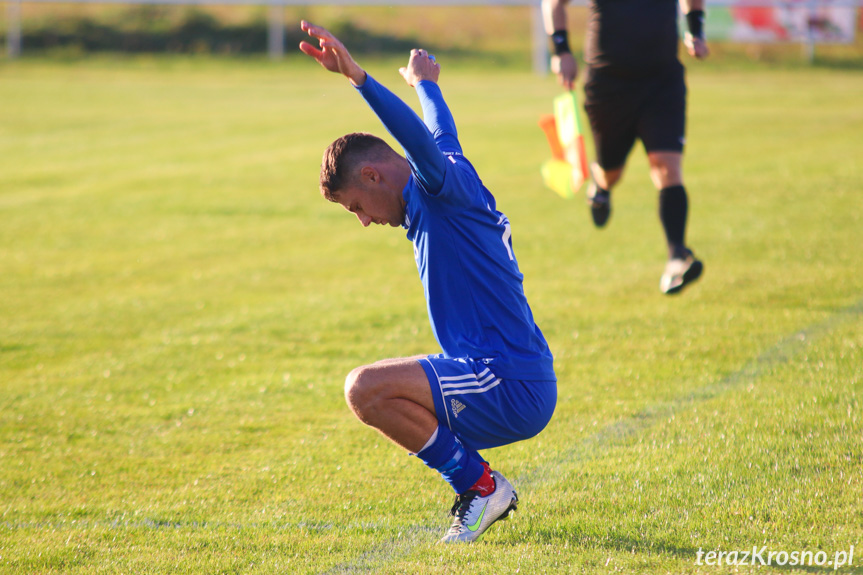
[337,184,404,228]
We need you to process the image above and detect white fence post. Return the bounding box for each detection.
[531,0,547,75]
[6,0,22,58]
[267,3,284,59]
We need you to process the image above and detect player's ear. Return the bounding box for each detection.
[360,165,379,184]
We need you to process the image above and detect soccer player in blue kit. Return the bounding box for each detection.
[300,22,557,543]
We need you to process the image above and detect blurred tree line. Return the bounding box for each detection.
[11,6,428,55]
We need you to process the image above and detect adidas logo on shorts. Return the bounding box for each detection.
[451,398,467,418]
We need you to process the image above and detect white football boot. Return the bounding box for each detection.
[660,249,704,295]
[440,470,518,543]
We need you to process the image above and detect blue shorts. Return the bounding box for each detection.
[418,354,557,452]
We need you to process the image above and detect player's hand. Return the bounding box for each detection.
[399,49,440,87]
[684,33,710,60]
[299,21,367,86]
[551,52,577,91]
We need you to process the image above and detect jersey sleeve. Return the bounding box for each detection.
[355,75,446,194]
[416,80,463,155]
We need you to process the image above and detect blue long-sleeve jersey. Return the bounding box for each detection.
[355,75,555,381]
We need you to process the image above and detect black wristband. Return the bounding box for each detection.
[550,30,571,56]
[686,10,705,40]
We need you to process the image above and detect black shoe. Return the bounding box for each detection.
[660,250,703,295]
[586,180,611,228]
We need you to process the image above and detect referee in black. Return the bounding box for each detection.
[542,0,709,295]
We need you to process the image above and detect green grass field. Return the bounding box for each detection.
[1,50,862,574]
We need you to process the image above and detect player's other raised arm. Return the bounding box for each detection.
[399,50,462,156]
[357,72,447,195]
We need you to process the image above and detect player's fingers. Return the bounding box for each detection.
[319,39,343,54]
[302,20,336,44]
[302,20,325,35]
[299,41,320,56]
[301,20,322,38]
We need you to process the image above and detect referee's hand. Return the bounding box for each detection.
[552,52,577,91]
[684,33,710,60]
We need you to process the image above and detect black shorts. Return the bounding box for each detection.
[583,62,687,171]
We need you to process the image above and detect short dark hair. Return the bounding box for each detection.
[319,133,399,202]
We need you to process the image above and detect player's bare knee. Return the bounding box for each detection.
[344,366,363,410]
[344,365,380,420]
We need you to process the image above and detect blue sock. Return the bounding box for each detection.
[416,425,484,494]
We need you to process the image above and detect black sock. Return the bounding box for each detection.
[659,185,688,259]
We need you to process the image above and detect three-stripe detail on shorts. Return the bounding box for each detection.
[439,368,501,397]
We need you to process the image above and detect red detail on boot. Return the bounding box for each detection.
[469,463,496,497]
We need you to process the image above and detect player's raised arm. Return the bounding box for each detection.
[299,20,367,85]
